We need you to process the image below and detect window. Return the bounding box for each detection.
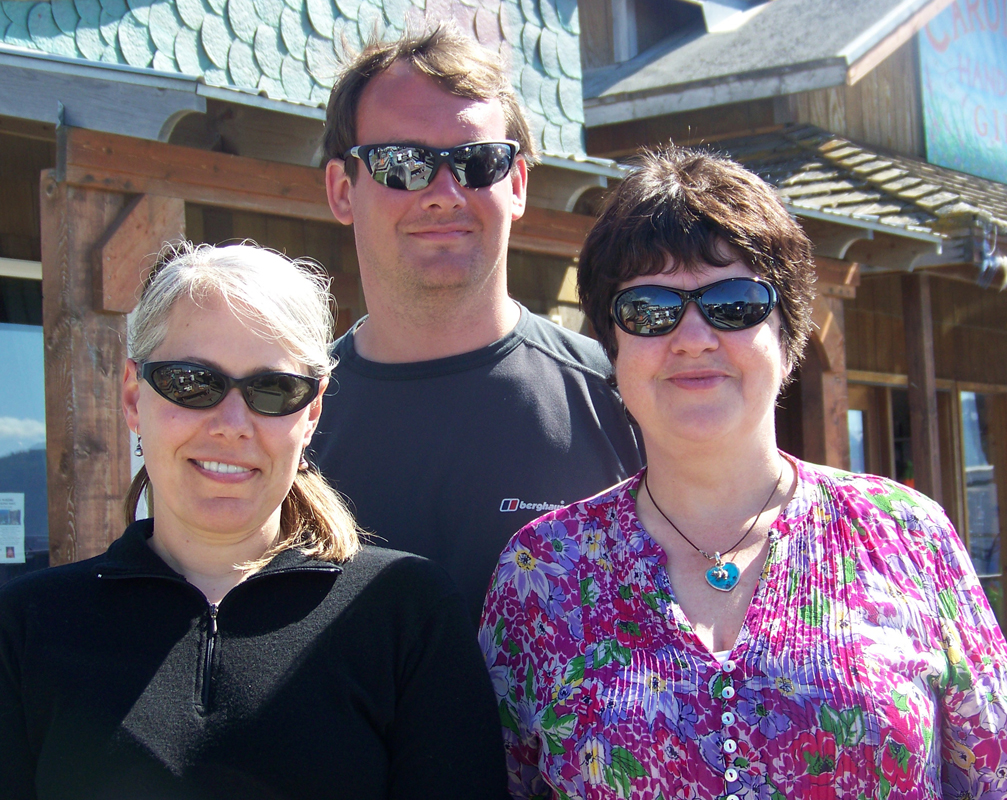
[847,409,866,473]
[960,391,1004,624]
[0,264,46,586]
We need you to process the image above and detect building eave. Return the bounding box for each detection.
[585,58,848,127]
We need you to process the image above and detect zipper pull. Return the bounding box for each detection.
[209,603,218,636]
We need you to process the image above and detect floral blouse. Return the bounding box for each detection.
[479,457,1007,800]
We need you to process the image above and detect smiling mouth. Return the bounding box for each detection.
[667,373,727,388]
[195,460,252,475]
[410,228,470,237]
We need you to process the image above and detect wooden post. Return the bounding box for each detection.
[40,174,133,565]
[800,291,851,469]
[901,272,942,503]
[94,193,186,313]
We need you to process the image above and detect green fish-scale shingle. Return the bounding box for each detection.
[1,0,584,154]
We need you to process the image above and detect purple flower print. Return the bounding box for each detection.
[538,582,568,620]
[576,731,612,786]
[535,519,582,570]
[497,537,565,602]
[737,686,791,738]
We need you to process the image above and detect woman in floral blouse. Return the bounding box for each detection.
[480,147,1007,800]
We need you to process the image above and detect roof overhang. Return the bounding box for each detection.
[586,58,848,127]
[585,0,955,128]
[0,44,328,144]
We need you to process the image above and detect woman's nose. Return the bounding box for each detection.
[207,389,255,436]
[669,302,719,355]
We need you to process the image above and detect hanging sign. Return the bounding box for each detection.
[920,0,1007,182]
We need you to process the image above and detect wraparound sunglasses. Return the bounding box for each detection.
[140,361,320,417]
[344,140,519,191]
[611,277,778,336]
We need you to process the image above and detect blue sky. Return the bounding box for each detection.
[0,323,45,459]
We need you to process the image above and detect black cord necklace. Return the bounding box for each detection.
[642,465,784,592]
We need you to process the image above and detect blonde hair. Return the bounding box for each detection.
[124,241,362,562]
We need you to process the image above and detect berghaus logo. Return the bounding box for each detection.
[499,498,563,513]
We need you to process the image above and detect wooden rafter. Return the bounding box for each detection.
[59,127,593,258]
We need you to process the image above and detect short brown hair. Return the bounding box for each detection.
[323,25,539,180]
[578,147,815,378]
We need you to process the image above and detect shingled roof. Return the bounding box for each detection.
[584,0,945,127]
[712,124,1007,241]
[0,0,586,154]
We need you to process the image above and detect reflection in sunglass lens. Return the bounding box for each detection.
[455,143,513,188]
[366,146,433,190]
[612,279,776,336]
[245,374,314,415]
[700,281,773,329]
[355,142,516,191]
[143,362,319,416]
[151,364,225,408]
[615,289,684,335]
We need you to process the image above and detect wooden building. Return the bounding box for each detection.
[580,0,1007,623]
[0,0,614,583]
[4,0,1007,629]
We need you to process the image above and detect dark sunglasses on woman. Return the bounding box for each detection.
[344,141,519,191]
[140,361,320,416]
[611,277,778,336]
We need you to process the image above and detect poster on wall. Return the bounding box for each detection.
[919,0,1007,183]
[0,493,25,564]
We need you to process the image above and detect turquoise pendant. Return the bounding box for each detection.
[705,555,740,592]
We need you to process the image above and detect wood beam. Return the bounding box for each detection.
[41,174,133,566]
[814,256,860,299]
[510,207,595,258]
[60,126,331,223]
[901,272,942,503]
[94,194,186,313]
[60,127,589,259]
[801,293,850,468]
[810,293,846,373]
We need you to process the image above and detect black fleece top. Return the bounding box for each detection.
[0,520,508,800]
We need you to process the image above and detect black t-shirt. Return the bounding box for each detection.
[312,305,643,621]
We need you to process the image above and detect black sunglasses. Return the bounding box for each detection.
[140,361,320,417]
[611,277,778,336]
[345,140,519,191]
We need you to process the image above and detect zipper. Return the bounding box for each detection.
[98,562,340,713]
[201,603,219,709]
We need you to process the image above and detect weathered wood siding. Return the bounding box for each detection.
[789,39,925,159]
[848,273,1007,385]
[186,205,362,337]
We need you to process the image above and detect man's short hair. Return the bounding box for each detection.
[324,26,539,180]
[577,146,815,379]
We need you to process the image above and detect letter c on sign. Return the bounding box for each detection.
[925,19,952,52]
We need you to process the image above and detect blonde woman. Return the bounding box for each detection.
[0,243,507,799]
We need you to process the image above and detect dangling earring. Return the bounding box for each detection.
[298,450,310,471]
[134,436,143,457]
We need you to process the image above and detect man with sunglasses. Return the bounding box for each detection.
[314,27,642,621]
